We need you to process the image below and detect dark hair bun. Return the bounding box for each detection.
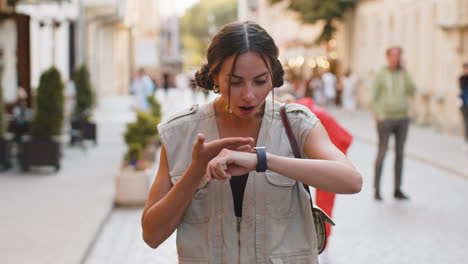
[194,64,214,90]
[272,59,284,88]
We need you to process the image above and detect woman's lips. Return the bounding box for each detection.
[239,106,255,114]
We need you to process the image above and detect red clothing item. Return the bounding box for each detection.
[295,97,353,239]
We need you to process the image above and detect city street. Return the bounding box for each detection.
[3,1,468,263]
[84,88,468,264]
[0,96,133,264]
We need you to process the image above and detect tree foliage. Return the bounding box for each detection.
[123,112,159,163]
[180,0,237,69]
[72,64,94,117]
[269,0,356,43]
[30,67,64,139]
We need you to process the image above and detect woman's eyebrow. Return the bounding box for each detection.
[254,72,269,78]
[227,72,269,79]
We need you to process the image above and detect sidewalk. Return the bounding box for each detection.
[328,107,467,178]
[0,96,133,264]
[83,89,468,264]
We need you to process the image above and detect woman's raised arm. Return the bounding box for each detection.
[141,135,253,248]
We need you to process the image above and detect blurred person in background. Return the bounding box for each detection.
[459,63,468,152]
[309,71,326,106]
[322,70,336,107]
[141,21,362,263]
[11,88,33,143]
[341,69,358,111]
[370,46,415,201]
[163,72,170,96]
[130,68,155,112]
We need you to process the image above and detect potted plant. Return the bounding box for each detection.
[0,70,11,170]
[70,65,97,145]
[114,112,159,206]
[144,95,162,160]
[19,67,64,171]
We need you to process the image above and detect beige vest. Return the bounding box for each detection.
[158,99,320,264]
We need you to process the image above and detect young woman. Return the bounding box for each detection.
[141,21,362,263]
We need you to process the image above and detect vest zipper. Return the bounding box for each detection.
[236,216,241,264]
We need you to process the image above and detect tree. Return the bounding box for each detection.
[269,0,356,44]
[72,64,94,117]
[180,0,237,69]
[30,67,64,140]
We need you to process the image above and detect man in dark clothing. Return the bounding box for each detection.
[459,63,468,152]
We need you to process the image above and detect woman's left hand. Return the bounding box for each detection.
[206,148,257,181]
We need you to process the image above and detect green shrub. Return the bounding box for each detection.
[124,143,142,162]
[123,112,159,164]
[73,65,94,117]
[30,67,65,140]
[147,95,161,119]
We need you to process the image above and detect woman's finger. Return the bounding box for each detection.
[213,159,230,180]
[192,134,206,152]
[207,161,224,181]
[212,137,254,151]
[235,144,252,152]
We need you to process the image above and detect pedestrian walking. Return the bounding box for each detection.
[322,70,336,106]
[459,63,468,152]
[341,69,358,111]
[130,68,155,112]
[141,21,362,263]
[370,46,415,201]
[163,72,170,96]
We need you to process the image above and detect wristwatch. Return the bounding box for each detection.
[253,147,267,172]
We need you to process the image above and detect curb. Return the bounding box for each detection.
[79,203,115,264]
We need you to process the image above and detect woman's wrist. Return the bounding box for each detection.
[253,147,267,172]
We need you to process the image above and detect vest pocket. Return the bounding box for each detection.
[269,251,316,264]
[171,174,211,224]
[265,172,296,218]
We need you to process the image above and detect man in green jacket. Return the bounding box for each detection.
[370,46,415,201]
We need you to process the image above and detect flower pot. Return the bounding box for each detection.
[19,139,61,171]
[70,120,97,146]
[0,137,12,170]
[114,168,150,206]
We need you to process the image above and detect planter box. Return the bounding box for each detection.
[0,137,12,170]
[70,120,97,146]
[19,139,61,171]
[114,169,150,206]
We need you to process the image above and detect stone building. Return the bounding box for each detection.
[240,0,468,134]
[337,0,468,134]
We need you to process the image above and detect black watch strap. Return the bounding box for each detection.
[254,147,267,172]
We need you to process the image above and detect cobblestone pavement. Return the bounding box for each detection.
[85,88,468,263]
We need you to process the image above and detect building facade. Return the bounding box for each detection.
[1,0,32,107]
[240,0,468,134]
[238,0,333,91]
[337,0,468,134]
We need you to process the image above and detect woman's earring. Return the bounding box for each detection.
[213,85,220,93]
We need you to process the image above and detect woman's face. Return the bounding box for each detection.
[216,51,273,119]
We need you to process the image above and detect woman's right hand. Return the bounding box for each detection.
[191,134,254,166]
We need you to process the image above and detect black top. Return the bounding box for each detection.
[229,173,249,217]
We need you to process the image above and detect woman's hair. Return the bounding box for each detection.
[194,21,284,90]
